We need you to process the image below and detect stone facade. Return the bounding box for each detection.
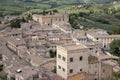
[56,43,113,80]
[86,29,120,49]
[32,12,69,25]
[56,43,89,79]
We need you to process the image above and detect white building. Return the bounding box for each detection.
[86,29,120,49]
[52,21,72,34]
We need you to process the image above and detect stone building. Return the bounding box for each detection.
[71,29,87,43]
[56,43,113,80]
[86,29,120,49]
[32,12,69,25]
[6,65,39,80]
[84,41,103,54]
[52,21,72,34]
[1,29,23,38]
[6,37,26,53]
[56,43,90,79]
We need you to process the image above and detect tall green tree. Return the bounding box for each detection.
[110,39,120,57]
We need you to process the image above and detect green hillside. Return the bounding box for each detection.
[0,0,119,17]
[68,2,120,34]
[0,0,120,34]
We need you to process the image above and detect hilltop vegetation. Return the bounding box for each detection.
[110,39,120,57]
[0,0,120,34]
[0,0,119,17]
[67,2,120,34]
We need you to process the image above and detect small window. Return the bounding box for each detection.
[89,48,93,50]
[79,56,83,61]
[58,55,61,58]
[62,57,66,61]
[70,69,73,73]
[95,72,97,74]
[95,51,98,53]
[59,18,61,21]
[104,45,106,48]
[103,69,105,72]
[63,18,64,21]
[80,69,82,72]
[62,68,65,72]
[96,38,99,40]
[58,65,61,69]
[70,57,73,62]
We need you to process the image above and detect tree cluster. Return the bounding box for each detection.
[41,10,58,15]
[113,27,120,34]
[10,19,21,28]
[49,50,56,58]
[115,12,120,20]
[110,39,120,57]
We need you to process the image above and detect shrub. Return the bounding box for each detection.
[110,40,120,57]
[49,50,56,58]
[10,19,21,28]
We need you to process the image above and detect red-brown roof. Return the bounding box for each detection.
[68,73,85,80]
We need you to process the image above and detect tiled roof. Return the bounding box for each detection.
[62,43,87,51]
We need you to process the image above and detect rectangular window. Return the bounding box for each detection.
[103,69,105,72]
[59,18,61,21]
[58,65,61,69]
[79,56,83,61]
[62,57,65,61]
[70,69,73,73]
[70,57,73,62]
[80,69,82,72]
[58,54,61,58]
[95,71,97,74]
[62,68,65,72]
[89,48,93,50]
